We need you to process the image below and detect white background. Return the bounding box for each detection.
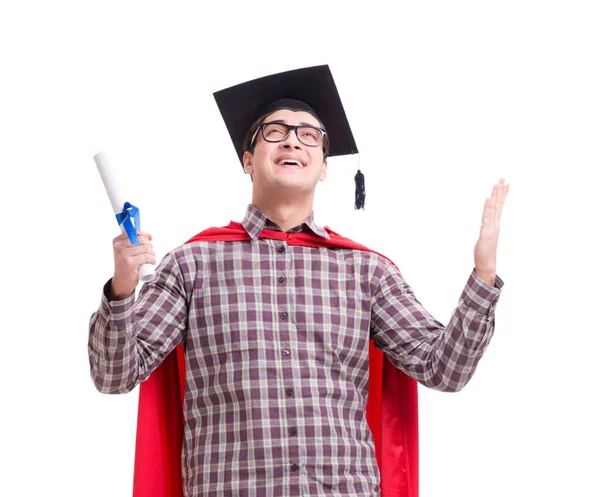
[1,1,599,495]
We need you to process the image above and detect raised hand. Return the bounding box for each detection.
[474,179,510,285]
[111,231,156,299]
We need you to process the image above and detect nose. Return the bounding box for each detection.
[279,128,303,150]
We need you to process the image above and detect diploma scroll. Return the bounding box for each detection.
[94,151,156,283]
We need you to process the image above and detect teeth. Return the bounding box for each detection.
[278,159,301,166]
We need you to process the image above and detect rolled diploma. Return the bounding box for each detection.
[94,151,155,283]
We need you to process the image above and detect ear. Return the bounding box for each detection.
[319,159,328,182]
[242,151,253,175]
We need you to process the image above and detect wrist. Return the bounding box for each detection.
[110,277,135,301]
[475,268,496,286]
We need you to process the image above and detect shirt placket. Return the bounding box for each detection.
[274,237,303,496]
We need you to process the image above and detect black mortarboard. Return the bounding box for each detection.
[213,65,365,209]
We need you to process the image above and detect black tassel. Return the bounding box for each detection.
[354,169,365,210]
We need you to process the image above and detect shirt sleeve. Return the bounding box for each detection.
[88,250,189,394]
[370,261,504,392]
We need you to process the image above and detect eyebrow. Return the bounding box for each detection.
[267,119,319,127]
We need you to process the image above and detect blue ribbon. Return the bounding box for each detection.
[115,202,141,246]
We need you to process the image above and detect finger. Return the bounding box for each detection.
[488,192,497,225]
[489,181,498,199]
[113,237,140,250]
[485,186,497,222]
[121,244,155,257]
[137,231,153,241]
[129,252,157,266]
[137,234,154,246]
[497,179,509,203]
[114,233,154,249]
[493,184,501,218]
[489,179,504,220]
[493,182,501,202]
[113,233,131,245]
[495,183,510,223]
[482,197,492,226]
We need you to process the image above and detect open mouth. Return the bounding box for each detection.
[276,158,305,167]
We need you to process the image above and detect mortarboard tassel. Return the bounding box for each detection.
[354,169,366,210]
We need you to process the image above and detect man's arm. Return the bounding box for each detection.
[370,264,502,392]
[88,234,188,394]
[371,179,509,391]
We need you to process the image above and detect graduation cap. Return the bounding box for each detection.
[213,65,365,209]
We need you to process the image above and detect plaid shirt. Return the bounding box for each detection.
[89,205,503,497]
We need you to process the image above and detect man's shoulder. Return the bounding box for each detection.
[323,227,396,266]
[169,227,244,256]
[185,222,249,244]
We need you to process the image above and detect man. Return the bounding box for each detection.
[89,65,509,497]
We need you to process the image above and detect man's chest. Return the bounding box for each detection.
[182,241,376,382]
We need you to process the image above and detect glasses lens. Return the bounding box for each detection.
[297,126,322,147]
[262,123,289,142]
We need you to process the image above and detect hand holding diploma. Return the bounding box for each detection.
[94,151,156,299]
[111,231,156,299]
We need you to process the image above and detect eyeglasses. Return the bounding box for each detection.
[250,122,327,148]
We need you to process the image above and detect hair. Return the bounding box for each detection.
[242,110,330,161]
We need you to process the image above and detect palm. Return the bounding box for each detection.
[474,179,510,280]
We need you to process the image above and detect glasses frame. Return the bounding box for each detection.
[250,121,327,149]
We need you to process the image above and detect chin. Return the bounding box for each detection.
[273,179,314,192]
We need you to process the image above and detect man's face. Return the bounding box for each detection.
[242,109,327,194]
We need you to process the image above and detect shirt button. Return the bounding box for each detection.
[285,388,294,397]
[277,246,285,253]
[282,349,290,357]
[278,276,286,283]
[280,311,288,320]
[289,427,297,436]
[290,463,299,472]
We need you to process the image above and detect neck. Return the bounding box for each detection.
[251,191,314,232]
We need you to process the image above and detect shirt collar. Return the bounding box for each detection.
[241,204,330,241]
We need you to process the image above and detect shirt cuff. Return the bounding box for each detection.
[460,269,504,315]
[100,279,136,322]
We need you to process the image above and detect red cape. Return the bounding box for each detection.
[132,222,419,496]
